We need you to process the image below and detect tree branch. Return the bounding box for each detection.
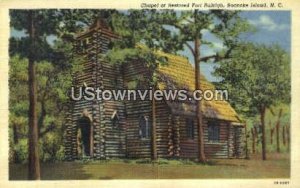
[184,42,195,56]
[182,17,193,24]
[200,54,219,62]
[200,43,237,62]
[39,123,55,138]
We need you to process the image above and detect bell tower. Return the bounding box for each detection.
[65,18,122,160]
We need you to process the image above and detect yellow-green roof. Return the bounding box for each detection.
[156,52,240,122]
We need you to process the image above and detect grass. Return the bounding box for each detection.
[9,153,290,180]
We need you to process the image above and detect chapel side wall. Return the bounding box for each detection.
[155,100,173,158]
[123,61,153,158]
[203,119,229,159]
[100,61,127,158]
[178,116,199,159]
[178,118,231,159]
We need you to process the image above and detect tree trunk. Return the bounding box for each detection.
[12,123,19,145]
[244,123,249,159]
[194,10,206,163]
[260,106,266,160]
[27,10,40,180]
[151,87,157,160]
[270,128,274,145]
[251,128,256,154]
[286,124,290,152]
[276,109,283,153]
[282,125,286,146]
[276,121,280,153]
[269,120,272,144]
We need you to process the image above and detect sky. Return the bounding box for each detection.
[179,11,291,82]
[11,11,291,82]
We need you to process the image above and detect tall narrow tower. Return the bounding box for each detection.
[64,18,125,160]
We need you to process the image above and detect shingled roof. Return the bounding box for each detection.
[156,52,241,122]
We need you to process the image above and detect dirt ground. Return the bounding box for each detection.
[9,153,290,180]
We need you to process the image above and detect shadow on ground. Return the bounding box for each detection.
[9,153,290,180]
[9,162,92,180]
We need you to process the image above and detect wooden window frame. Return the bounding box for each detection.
[208,121,220,143]
[139,115,150,139]
[186,118,194,140]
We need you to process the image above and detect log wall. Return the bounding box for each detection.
[178,116,199,158]
[123,61,152,158]
[155,100,172,158]
[177,118,244,159]
[65,24,245,160]
[65,27,126,160]
[203,119,229,159]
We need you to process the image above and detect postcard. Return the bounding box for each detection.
[0,0,299,187]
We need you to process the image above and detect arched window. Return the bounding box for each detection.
[111,110,120,128]
[139,116,150,139]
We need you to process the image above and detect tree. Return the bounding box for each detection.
[215,43,290,160]
[251,127,258,154]
[10,9,70,179]
[275,109,283,153]
[148,10,252,162]
[9,55,28,163]
[9,9,98,179]
[9,50,83,162]
[25,10,40,180]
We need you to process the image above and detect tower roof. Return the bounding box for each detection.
[76,18,118,40]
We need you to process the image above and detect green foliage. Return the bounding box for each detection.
[135,158,153,164]
[211,10,256,50]
[215,42,290,116]
[13,139,28,163]
[215,43,290,157]
[152,10,253,58]
[105,10,170,86]
[245,103,290,153]
[40,132,65,162]
[9,53,82,163]
[9,9,96,163]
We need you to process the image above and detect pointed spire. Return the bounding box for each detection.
[89,17,109,30]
